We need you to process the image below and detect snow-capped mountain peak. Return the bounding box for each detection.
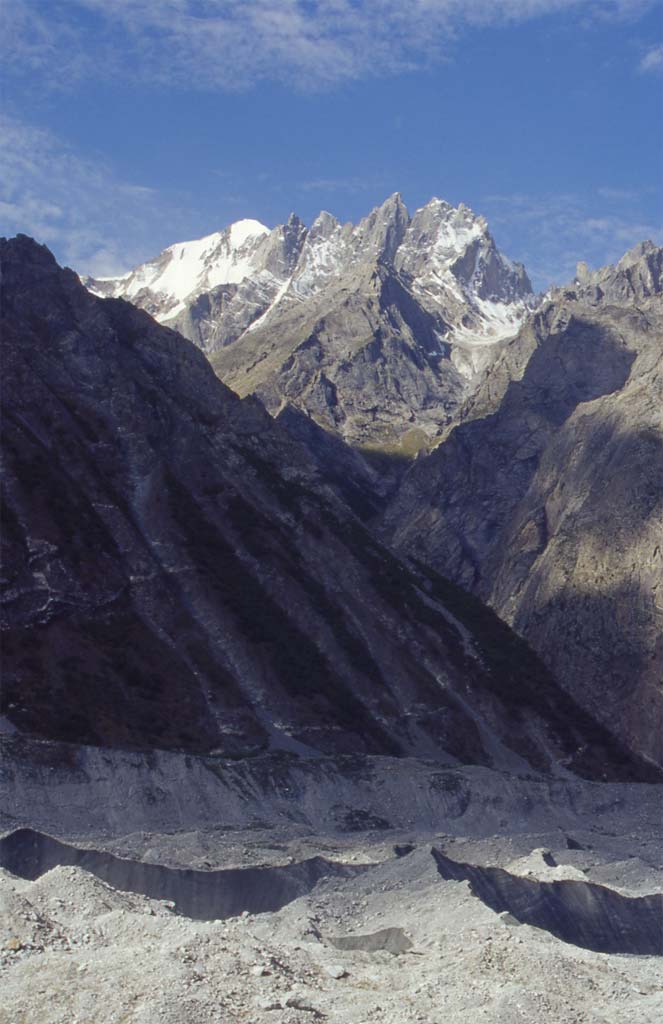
[86,196,529,336]
[228,218,270,247]
[397,198,492,272]
[390,197,532,375]
[84,195,535,443]
[86,218,271,321]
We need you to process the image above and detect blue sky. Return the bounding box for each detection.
[1,1,661,289]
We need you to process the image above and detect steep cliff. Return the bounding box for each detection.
[383,244,663,765]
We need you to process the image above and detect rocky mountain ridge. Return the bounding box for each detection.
[2,233,654,782]
[382,241,663,766]
[86,195,532,449]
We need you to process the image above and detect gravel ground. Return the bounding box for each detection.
[2,828,661,1024]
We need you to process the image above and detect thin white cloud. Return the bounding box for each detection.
[596,186,641,201]
[300,176,386,194]
[1,115,657,291]
[639,44,663,73]
[0,114,190,276]
[482,191,662,289]
[2,1,658,92]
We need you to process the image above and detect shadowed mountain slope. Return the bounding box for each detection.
[1,235,656,781]
[382,243,663,766]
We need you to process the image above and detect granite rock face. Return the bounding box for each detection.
[2,234,654,781]
[383,243,663,765]
[87,195,532,450]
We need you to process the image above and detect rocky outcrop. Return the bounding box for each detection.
[432,848,663,955]
[1,235,654,780]
[383,244,663,766]
[87,196,532,450]
[212,258,468,451]
[573,240,662,304]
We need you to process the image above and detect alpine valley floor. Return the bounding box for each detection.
[1,743,662,1024]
